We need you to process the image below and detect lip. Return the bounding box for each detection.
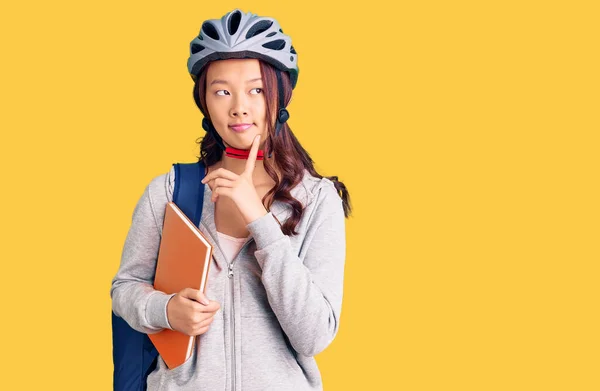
[229,123,253,132]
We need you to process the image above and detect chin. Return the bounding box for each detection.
[226,139,253,150]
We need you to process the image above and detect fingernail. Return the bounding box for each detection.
[199,294,209,305]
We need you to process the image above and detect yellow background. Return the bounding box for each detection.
[1,0,598,389]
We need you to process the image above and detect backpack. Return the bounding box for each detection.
[112,161,207,391]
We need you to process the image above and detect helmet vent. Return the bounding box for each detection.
[262,39,286,51]
[246,20,273,39]
[191,43,205,54]
[266,32,277,37]
[290,45,296,54]
[202,22,220,40]
[228,10,241,35]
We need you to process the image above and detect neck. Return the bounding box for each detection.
[218,151,267,176]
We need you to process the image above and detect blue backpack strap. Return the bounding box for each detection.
[112,313,158,391]
[172,161,206,227]
[112,161,206,391]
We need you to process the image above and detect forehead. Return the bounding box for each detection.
[206,58,261,81]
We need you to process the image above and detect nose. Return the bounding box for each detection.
[230,95,249,118]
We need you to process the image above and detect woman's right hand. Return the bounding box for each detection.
[166,288,221,336]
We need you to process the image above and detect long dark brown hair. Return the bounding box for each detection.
[194,59,352,236]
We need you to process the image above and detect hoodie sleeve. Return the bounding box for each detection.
[245,181,346,357]
[110,182,177,334]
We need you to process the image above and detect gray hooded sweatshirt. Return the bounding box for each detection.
[110,166,346,391]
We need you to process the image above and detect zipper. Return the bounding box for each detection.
[227,237,254,391]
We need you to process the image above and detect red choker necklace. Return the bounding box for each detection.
[224,146,265,160]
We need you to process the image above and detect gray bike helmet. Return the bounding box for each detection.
[188,9,299,155]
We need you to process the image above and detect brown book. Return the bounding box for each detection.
[148,201,213,369]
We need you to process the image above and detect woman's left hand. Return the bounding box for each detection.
[201,135,269,224]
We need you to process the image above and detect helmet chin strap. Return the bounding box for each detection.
[196,70,290,160]
[270,69,289,158]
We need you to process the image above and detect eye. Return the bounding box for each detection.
[250,88,263,95]
[216,90,230,96]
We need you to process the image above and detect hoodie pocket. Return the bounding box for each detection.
[167,341,194,369]
[161,314,227,390]
[240,315,304,390]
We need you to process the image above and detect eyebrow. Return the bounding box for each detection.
[210,77,262,86]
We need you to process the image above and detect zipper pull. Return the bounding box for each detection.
[228,262,234,278]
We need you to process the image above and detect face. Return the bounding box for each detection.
[205,58,267,150]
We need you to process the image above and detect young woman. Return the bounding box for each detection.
[111,8,352,391]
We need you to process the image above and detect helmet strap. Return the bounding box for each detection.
[269,69,290,158]
[201,117,227,150]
